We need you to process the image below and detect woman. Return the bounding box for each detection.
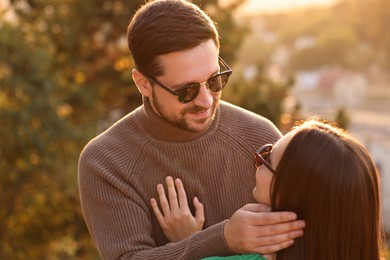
[151,119,385,259]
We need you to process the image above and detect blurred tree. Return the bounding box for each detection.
[346,0,390,68]
[265,7,330,47]
[0,20,97,258]
[0,0,251,258]
[279,101,304,134]
[289,26,359,70]
[334,107,350,130]
[223,62,294,126]
[193,0,248,63]
[260,0,390,72]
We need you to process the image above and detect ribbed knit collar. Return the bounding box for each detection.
[137,97,220,142]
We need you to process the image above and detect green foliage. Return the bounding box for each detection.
[350,0,390,57]
[1,0,143,258]
[334,107,350,130]
[193,0,249,63]
[261,0,390,71]
[0,21,96,258]
[223,63,294,126]
[289,26,360,70]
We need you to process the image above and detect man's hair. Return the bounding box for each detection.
[127,0,220,76]
[272,120,384,260]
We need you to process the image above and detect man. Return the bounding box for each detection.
[78,0,304,259]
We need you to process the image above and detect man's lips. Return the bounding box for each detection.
[187,107,210,119]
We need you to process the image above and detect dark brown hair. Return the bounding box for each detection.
[272,120,384,260]
[127,0,220,76]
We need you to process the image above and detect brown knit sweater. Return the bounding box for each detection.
[78,98,281,259]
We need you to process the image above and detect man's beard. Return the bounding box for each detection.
[150,90,218,132]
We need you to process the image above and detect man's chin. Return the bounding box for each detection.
[186,117,214,132]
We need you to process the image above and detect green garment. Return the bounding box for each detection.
[203,254,267,260]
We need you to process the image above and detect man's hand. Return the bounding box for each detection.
[224,204,305,254]
[150,176,204,242]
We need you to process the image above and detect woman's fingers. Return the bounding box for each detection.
[150,198,166,226]
[154,176,200,218]
[166,176,179,210]
[175,178,189,210]
[156,183,171,217]
[150,177,205,242]
[154,177,186,218]
[193,196,205,225]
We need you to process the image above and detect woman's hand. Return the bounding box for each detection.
[150,176,205,242]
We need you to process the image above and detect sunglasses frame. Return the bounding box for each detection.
[254,143,276,175]
[143,57,232,104]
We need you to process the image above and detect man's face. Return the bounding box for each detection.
[148,40,221,132]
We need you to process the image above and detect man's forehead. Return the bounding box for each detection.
[157,41,219,85]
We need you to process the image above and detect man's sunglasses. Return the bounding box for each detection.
[254,143,276,175]
[143,57,232,104]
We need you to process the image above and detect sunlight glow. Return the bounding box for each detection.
[237,0,338,14]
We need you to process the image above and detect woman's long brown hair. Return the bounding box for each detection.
[272,120,384,260]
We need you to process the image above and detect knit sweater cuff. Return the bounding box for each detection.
[195,220,233,257]
[221,220,235,255]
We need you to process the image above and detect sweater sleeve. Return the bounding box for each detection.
[121,222,231,260]
[78,142,233,260]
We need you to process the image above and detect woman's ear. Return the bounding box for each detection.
[132,69,152,97]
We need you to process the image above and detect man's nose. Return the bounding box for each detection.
[193,82,213,108]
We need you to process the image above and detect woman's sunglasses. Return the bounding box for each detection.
[144,57,232,104]
[254,143,276,175]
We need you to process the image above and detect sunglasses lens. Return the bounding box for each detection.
[254,145,273,168]
[208,73,230,92]
[178,84,200,103]
[262,152,271,163]
[254,154,263,168]
[177,70,232,103]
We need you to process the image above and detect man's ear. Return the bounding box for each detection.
[132,69,152,97]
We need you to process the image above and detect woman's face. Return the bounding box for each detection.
[253,129,297,206]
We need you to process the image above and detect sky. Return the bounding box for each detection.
[237,0,338,14]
